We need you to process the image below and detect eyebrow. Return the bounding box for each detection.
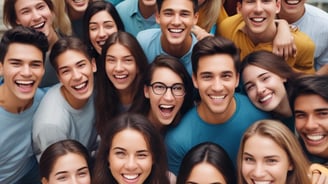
[89,20,115,25]
[58,59,86,71]
[54,166,88,176]
[8,58,43,63]
[187,182,222,184]
[112,147,149,153]
[244,152,279,158]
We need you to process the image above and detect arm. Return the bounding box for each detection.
[273,19,297,60]
[192,25,212,40]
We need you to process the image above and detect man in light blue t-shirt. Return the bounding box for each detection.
[136,0,199,75]
[0,26,48,184]
[165,36,270,178]
[116,0,159,37]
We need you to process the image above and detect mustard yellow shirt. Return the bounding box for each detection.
[218,14,315,74]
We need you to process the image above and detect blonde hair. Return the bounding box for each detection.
[237,119,311,184]
[52,0,72,36]
[197,0,222,32]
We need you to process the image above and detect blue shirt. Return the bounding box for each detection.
[116,0,159,36]
[137,28,198,75]
[165,93,271,175]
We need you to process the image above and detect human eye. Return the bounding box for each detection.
[222,73,233,80]
[56,174,68,181]
[89,24,98,31]
[294,112,306,119]
[30,62,43,68]
[172,84,185,94]
[245,0,255,3]
[77,170,89,178]
[266,158,278,165]
[124,57,135,64]
[137,152,149,159]
[180,11,191,17]
[104,23,114,30]
[114,151,126,159]
[163,10,173,16]
[9,61,22,67]
[317,110,328,118]
[244,83,255,92]
[243,155,255,164]
[37,3,46,10]
[106,56,116,64]
[200,73,212,80]
[153,83,166,90]
[77,62,86,68]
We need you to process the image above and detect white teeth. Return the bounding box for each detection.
[123,174,138,180]
[210,95,225,99]
[73,0,84,2]
[306,134,325,141]
[169,28,183,33]
[98,41,106,46]
[32,22,45,29]
[114,75,127,79]
[251,18,265,22]
[160,105,174,109]
[16,80,33,85]
[254,181,271,184]
[286,0,300,5]
[259,94,272,102]
[74,82,86,89]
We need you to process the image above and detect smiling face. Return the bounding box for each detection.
[15,0,54,38]
[144,67,185,127]
[294,94,328,158]
[0,43,44,103]
[44,153,90,184]
[108,129,153,184]
[192,54,239,123]
[242,134,293,184]
[238,0,280,37]
[187,162,227,184]
[242,65,287,113]
[56,50,96,108]
[105,43,138,94]
[89,10,118,54]
[156,0,198,47]
[65,0,89,14]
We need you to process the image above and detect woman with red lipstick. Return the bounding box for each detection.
[240,50,301,131]
[237,119,310,184]
[93,113,170,184]
[95,31,147,137]
[130,54,194,135]
[3,0,60,87]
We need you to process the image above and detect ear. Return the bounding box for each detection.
[155,10,160,24]
[276,0,281,13]
[144,85,150,99]
[91,58,97,73]
[192,74,199,89]
[237,2,242,14]
[288,162,294,171]
[41,177,49,184]
[193,12,199,26]
[0,62,3,76]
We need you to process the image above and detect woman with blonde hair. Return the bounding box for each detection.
[237,119,310,184]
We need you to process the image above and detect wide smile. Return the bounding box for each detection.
[31,21,46,30]
[72,81,88,91]
[159,104,175,118]
[252,180,272,184]
[122,173,140,182]
[15,80,35,92]
[285,0,302,5]
[250,17,266,24]
[304,133,326,142]
[259,93,273,104]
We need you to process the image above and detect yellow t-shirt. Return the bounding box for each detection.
[218,14,315,74]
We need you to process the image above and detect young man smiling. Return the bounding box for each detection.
[33,37,98,160]
[165,36,270,177]
[136,0,199,75]
[0,26,48,183]
[218,0,315,74]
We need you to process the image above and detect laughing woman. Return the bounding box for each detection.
[4,0,60,87]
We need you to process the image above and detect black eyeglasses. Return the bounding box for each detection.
[149,82,185,97]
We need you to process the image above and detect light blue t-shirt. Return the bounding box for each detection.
[165,93,271,175]
[33,84,98,160]
[116,0,159,37]
[292,4,328,70]
[105,0,124,6]
[137,28,198,75]
[0,89,44,183]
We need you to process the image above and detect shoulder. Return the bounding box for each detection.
[116,0,138,15]
[219,14,244,37]
[137,28,161,39]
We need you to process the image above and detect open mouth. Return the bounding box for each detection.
[122,174,140,182]
[72,81,88,91]
[305,133,326,142]
[97,40,106,47]
[114,74,128,80]
[159,104,174,113]
[259,93,272,103]
[250,17,266,23]
[31,22,46,30]
[285,0,301,5]
[252,181,272,184]
[16,80,34,87]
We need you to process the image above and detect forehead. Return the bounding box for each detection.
[4,43,43,62]
[15,0,47,10]
[56,50,89,66]
[151,67,182,83]
[197,54,236,73]
[160,0,195,12]
[294,94,328,109]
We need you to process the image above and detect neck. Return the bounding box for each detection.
[0,86,33,113]
[61,86,88,109]
[197,98,236,124]
[68,9,84,21]
[278,6,305,24]
[138,1,156,18]
[243,23,277,45]
[161,34,192,58]
[274,95,292,117]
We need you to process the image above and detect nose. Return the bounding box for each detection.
[252,163,266,178]
[254,1,264,13]
[114,61,124,71]
[172,14,182,25]
[125,156,138,171]
[72,68,82,80]
[212,77,224,91]
[98,26,107,38]
[304,115,320,130]
[163,88,174,101]
[21,65,32,77]
[256,83,266,94]
[31,9,42,21]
